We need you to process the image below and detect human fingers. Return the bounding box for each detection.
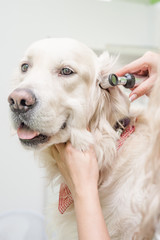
[129,76,155,101]
[51,146,60,161]
[116,57,149,77]
[55,142,66,153]
[116,51,160,77]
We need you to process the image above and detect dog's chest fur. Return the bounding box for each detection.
[45,119,152,240]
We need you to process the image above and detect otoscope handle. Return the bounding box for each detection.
[100,73,145,90]
[123,73,135,88]
[108,73,140,89]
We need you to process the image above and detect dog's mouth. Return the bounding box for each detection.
[17,122,50,147]
[16,118,68,147]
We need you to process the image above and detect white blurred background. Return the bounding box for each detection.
[0,0,160,231]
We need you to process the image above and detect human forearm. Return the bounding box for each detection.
[74,188,110,240]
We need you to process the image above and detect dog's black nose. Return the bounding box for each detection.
[8,88,36,113]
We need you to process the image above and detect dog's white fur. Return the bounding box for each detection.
[10,38,160,239]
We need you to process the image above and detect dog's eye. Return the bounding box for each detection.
[60,67,74,76]
[21,63,29,73]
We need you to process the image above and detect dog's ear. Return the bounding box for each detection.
[87,52,130,171]
[97,51,118,85]
[96,52,130,126]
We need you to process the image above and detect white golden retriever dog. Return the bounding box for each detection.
[8,38,160,240]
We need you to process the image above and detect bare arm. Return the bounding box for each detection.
[74,187,110,240]
[52,143,110,240]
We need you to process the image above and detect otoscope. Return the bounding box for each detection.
[100,73,145,89]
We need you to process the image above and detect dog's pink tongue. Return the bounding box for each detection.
[17,125,39,140]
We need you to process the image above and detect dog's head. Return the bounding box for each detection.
[8,38,129,149]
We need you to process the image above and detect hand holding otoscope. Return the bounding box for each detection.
[100,52,160,102]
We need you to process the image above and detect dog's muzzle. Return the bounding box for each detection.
[8,88,50,147]
[8,88,68,147]
[8,88,37,114]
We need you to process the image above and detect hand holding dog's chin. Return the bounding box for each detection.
[52,142,99,200]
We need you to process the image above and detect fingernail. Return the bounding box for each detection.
[129,94,137,102]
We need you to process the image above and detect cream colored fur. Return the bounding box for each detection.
[10,38,160,240]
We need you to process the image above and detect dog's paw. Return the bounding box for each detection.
[70,128,94,151]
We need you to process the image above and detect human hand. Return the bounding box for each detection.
[52,143,111,240]
[116,51,160,102]
[51,142,99,200]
